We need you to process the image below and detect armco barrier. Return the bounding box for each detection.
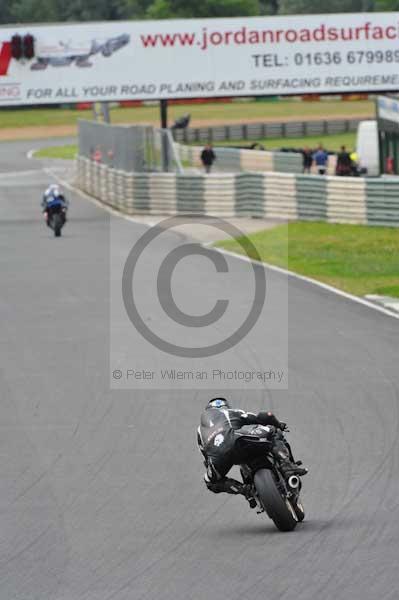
[76,156,399,226]
[366,179,399,226]
[172,118,361,144]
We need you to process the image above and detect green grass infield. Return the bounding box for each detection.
[34,145,77,159]
[0,99,373,130]
[215,132,356,153]
[215,222,399,298]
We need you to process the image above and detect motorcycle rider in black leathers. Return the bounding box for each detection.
[197,398,308,507]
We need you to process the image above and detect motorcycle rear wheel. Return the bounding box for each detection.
[254,469,298,532]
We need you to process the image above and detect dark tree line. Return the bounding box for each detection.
[0,0,393,25]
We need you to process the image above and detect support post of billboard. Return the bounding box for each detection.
[160,99,169,172]
[92,102,110,123]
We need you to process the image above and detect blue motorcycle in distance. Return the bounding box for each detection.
[44,196,67,237]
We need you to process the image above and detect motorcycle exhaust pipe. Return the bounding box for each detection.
[288,475,300,489]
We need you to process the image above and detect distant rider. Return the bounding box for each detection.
[197,398,307,507]
[42,184,68,226]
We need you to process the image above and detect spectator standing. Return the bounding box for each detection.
[201,144,216,174]
[336,146,352,176]
[312,144,329,175]
[349,150,359,176]
[302,146,313,174]
[91,145,102,163]
[386,156,395,174]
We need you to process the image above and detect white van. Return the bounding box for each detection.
[356,120,379,177]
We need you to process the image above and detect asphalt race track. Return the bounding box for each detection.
[1,139,399,600]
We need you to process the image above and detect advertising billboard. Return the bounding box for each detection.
[1,13,399,105]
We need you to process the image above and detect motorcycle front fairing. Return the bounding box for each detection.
[46,198,65,210]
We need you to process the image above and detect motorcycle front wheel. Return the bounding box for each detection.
[52,214,62,237]
[254,469,298,532]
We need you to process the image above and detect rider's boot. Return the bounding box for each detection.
[280,460,308,478]
[243,485,257,509]
[273,443,308,477]
[247,497,257,509]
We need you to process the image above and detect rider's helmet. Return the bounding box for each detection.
[207,397,231,410]
[48,184,60,197]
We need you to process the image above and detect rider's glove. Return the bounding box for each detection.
[279,421,289,432]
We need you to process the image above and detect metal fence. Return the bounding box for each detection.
[78,120,183,173]
[172,118,361,144]
[78,118,354,175]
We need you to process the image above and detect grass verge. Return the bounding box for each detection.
[215,132,356,153]
[215,222,399,298]
[34,145,77,159]
[0,99,373,130]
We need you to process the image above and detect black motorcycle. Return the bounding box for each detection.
[46,204,66,237]
[236,425,305,532]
